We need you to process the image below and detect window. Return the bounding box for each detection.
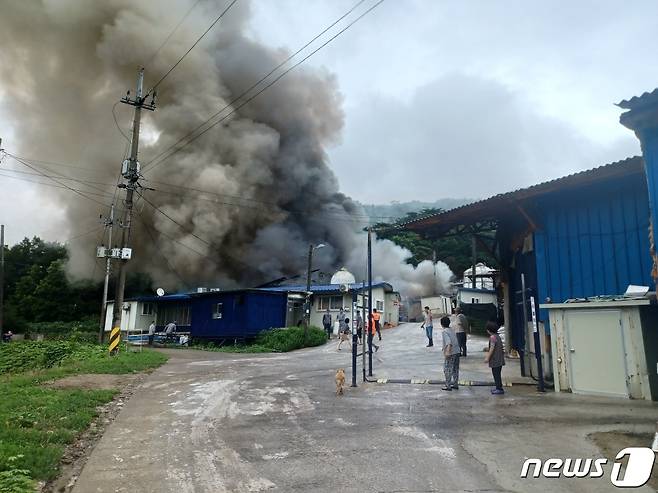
[376,300,384,311]
[212,303,223,319]
[318,295,344,310]
[156,303,191,326]
[141,303,154,316]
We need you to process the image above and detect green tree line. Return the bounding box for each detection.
[372,208,498,275]
[2,237,152,332]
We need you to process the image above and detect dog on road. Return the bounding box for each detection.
[335,368,346,395]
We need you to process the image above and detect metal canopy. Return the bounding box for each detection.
[397,156,644,239]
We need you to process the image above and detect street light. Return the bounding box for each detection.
[304,243,326,337]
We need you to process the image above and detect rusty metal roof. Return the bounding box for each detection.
[617,88,658,110]
[400,156,644,232]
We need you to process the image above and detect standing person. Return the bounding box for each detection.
[372,308,382,341]
[368,313,380,352]
[440,316,460,391]
[454,307,470,357]
[420,306,433,347]
[322,309,333,340]
[147,320,156,346]
[356,311,363,344]
[485,321,505,394]
[337,307,345,337]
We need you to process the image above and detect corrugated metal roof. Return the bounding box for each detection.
[130,293,192,302]
[399,156,644,232]
[260,282,392,293]
[617,88,658,110]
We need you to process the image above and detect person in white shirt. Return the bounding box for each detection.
[147,321,156,346]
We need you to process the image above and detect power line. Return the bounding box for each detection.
[137,191,262,275]
[0,169,114,201]
[145,0,203,66]
[112,101,131,142]
[0,167,116,189]
[149,0,239,94]
[141,0,370,173]
[146,181,395,224]
[3,152,112,197]
[2,151,396,224]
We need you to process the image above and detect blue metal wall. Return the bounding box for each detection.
[534,174,653,323]
[190,291,288,339]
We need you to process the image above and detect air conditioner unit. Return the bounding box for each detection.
[197,287,209,293]
[339,284,349,293]
[122,302,130,310]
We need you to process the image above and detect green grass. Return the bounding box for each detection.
[0,341,168,492]
[192,326,327,353]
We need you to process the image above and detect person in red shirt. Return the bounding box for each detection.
[372,308,382,341]
[367,313,380,352]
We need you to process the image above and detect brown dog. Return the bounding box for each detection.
[335,368,346,395]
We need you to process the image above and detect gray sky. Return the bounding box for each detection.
[1,0,658,244]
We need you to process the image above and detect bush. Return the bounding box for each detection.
[0,341,105,375]
[256,326,326,352]
[25,319,97,339]
[191,326,327,353]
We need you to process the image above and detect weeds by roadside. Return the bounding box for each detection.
[0,341,168,492]
[190,326,327,353]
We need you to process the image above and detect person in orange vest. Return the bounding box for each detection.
[372,308,382,341]
[367,313,380,352]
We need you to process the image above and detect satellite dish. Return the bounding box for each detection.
[156,288,165,297]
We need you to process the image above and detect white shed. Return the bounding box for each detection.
[540,299,657,401]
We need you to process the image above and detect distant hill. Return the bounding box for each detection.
[358,198,473,223]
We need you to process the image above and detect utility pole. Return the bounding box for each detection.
[367,227,373,377]
[304,243,313,340]
[97,204,115,343]
[110,68,156,352]
[0,225,4,335]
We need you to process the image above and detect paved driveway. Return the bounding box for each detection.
[73,324,657,492]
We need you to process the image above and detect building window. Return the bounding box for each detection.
[318,295,343,310]
[212,303,223,319]
[142,303,154,316]
[376,300,384,311]
[156,303,191,326]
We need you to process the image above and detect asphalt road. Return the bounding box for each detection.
[73,323,657,492]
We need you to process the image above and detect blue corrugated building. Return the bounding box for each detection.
[400,87,658,386]
[190,289,292,340]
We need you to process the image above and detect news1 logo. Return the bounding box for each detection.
[520,448,655,487]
